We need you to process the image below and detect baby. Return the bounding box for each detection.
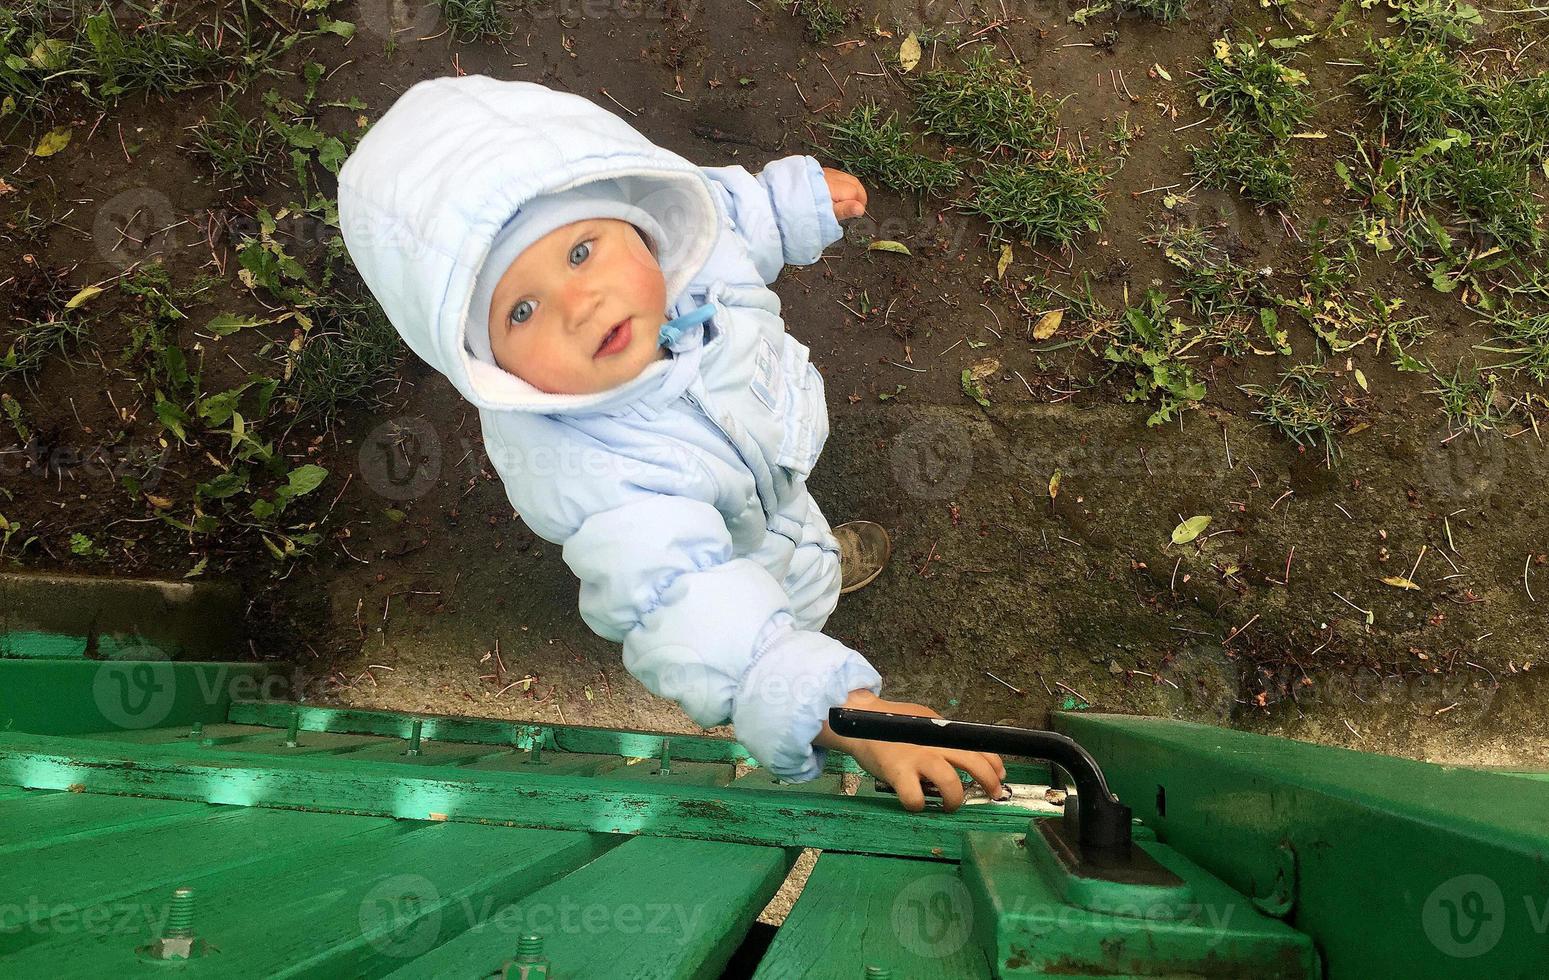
[338,76,1002,810]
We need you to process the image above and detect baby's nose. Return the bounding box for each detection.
[561,277,601,330]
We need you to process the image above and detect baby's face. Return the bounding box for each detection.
[486,218,667,394]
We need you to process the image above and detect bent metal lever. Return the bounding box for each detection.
[828,707,1133,862]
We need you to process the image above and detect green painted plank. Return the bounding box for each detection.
[0,807,403,950]
[2,821,615,977]
[458,749,626,776]
[388,836,794,980]
[228,700,871,774]
[0,630,212,661]
[0,733,1032,860]
[599,759,735,787]
[0,660,278,736]
[329,740,503,765]
[0,785,43,800]
[752,853,994,979]
[730,770,845,795]
[72,723,269,744]
[0,793,217,856]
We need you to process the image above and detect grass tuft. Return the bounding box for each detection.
[1195,34,1313,139]
[911,46,1063,155]
[187,100,283,186]
[820,100,962,197]
[1241,366,1350,456]
[961,155,1109,248]
[1190,126,1296,207]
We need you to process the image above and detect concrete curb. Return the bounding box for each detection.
[0,571,244,660]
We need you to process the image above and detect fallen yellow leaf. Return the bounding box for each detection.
[1381,575,1421,591]
[1033,309,1064,341]
[899,33,921,72]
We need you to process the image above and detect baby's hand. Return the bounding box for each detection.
[814,690,1006,812]
[821,166,867,220]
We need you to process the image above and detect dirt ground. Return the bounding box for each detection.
[2,0,1546,770]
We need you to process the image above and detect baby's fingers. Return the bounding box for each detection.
[925,757,967,812]
[947,750,1004,800]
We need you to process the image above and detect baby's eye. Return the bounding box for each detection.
[509,299,535,325]
[569,239,593,265]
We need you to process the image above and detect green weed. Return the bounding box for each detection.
[1429,363,1516,432]
[961,156,1108,249]
[1353,39,1478,141]
[80,7,227,103]
[1478,308,1549,384]
[1190,126,1296,207]
[1195,34,1313,138]
[1103,289,1206,426]
[187,100,283,186]
[820,100,962,197]
[0,316,89,387]
[1148,220,1286,356]
[911,46,1062,156]
[1241,366,1351,456]
[791,0,848,42]
[435,0,511,40]
[1370,0,1484,46]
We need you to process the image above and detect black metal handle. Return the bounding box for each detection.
[828,707,1132,861]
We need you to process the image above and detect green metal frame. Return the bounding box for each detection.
[1054,711,1549,977]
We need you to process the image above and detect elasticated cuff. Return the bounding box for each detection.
[730,614,883,781]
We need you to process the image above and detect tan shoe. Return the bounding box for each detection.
[834,521,892,594]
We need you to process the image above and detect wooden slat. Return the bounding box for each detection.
[0,793,215,856]
[2,821,616,977]
[0,785,42,801]
[0,808,401,948]
[0,661,279,737]
[600,760,735,787]
[731,770,845,795]
[227,700,870,774]
[387,836,794,980]
[458,750,626,776]
[752,854,994,979]
[329,740,502,765]
[0,733,1033,860]
[72,723,272,744]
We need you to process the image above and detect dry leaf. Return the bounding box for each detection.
[899,32,921,72]
[145,494,174,510]
[997,243,1013,278]
[64,285,104,309]
[1381,575,1421,591]
[867,240,912,255]
[33,126,71,157]
[1049,469,1062,500]
[968,357,1000,381]
[1033,309,1064,340]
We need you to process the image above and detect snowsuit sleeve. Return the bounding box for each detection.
[699,155,845,286]
[487,425,880,781]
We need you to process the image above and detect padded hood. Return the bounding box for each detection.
[337,76,722,414]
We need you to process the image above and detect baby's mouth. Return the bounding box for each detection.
[594,317,632,358]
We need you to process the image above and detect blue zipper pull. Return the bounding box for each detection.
[658,302,716,348]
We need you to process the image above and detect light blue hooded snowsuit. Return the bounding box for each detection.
[337,76,882,780]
